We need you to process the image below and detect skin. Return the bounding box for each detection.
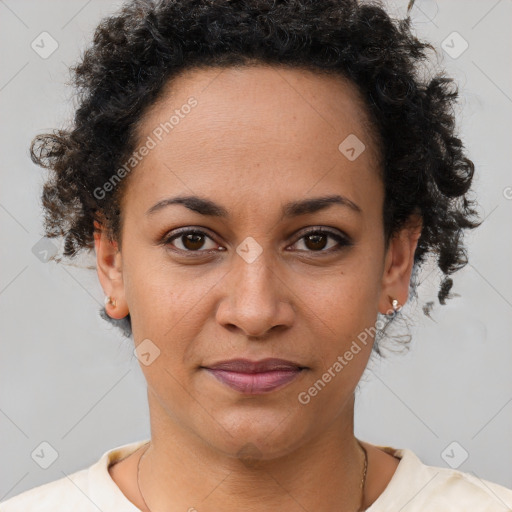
[94,65,422,511]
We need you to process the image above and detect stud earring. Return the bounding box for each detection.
[104,295,117,308]
[387,295,401,315]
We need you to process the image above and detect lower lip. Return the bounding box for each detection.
[204,368,303,394]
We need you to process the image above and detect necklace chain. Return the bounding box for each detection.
[136,439,368,512]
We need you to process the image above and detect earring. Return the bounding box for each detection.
[104,295,117,308]
[387,295,401,315]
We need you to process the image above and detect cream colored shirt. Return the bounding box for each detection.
[1,439,512,511]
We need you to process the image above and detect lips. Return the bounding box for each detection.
[202,358,306,394]
[206,358,304,373]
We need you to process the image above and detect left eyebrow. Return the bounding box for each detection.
[145,194,362,218]
[282,195,362,217]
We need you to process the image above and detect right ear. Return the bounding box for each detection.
[93,220,129,319]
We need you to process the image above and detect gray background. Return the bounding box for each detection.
[1,0,511,502]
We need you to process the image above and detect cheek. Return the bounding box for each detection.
[120,242,192,326]
[302,258,381,325]
[299,280,378,404]
[296,259,382,368]
[125,265,216,373]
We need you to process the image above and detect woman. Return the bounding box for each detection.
[2,0,511,510]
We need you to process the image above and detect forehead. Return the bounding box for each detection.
[123,65,381,214]
[137,64,377,154]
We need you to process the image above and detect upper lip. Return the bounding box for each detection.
[203,358,305,373]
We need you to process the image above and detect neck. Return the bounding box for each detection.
[138,390,365,512]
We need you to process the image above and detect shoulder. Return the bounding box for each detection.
[368,445,512,511]
[0,468,92,512]
[0,439,149,512]
[419,465,512,510]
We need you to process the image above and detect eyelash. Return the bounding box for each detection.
[161,227,352,257]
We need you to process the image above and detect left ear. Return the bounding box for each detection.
[378,213,422,315]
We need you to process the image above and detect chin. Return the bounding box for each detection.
[194,409,311,461]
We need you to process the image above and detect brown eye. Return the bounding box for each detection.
[164,230,219,252]
[291,229,351,253]
[181,232,207,250]
[304,233,328,251]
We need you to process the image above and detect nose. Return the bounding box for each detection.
[215,249,294,338]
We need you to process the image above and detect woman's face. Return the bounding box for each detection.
[96,65,420,459]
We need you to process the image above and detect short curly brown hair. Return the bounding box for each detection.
[30,0,481,345]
